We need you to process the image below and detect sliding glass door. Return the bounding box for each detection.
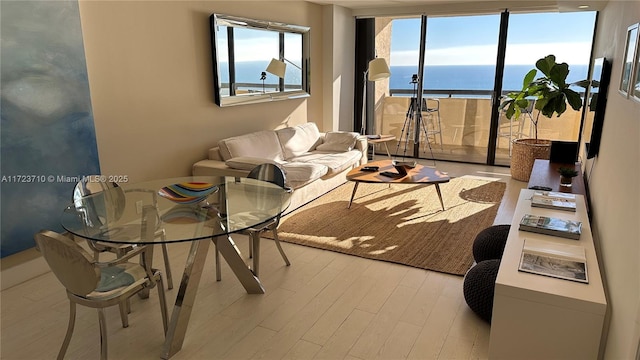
[495,11,597,166]
[372,10,596,166]
[381,15,501,163]
[421,14,500,163]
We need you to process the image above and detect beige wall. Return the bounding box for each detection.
[587,1,640,358]
[373,18,393,136]
[78,1,329,183]
[322,5,357,132]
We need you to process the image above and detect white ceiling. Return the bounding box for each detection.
[304,0,608,16]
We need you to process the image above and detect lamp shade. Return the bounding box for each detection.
[266,58,286,78]
[367,58,390,81]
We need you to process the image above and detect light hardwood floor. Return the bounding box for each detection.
[0,161,527,360]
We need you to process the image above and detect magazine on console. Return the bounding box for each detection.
[518,238,588,284]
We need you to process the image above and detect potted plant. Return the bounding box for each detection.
[500,55,584,181]
[558,166,579,187]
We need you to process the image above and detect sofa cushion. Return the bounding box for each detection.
[218,130,283,161]
[225,157,283,171]
[281,162,328,189]
[316,131,359,152]
[276,123,322,160]
[289,150,362,175]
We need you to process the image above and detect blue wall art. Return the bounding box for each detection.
[1,1,100,257]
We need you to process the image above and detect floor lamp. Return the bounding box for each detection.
[266,57,302,79]
[361,57,390,135]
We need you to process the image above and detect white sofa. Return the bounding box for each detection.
[192,123,368,213]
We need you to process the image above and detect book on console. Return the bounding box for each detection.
[532,191,576,200]
[531,191,577,212]
[519,214,582,240]
[518,238,588,284]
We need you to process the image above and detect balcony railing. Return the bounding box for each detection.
[376,89,586,164]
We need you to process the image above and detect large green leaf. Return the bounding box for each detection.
[543,95,567,117]
[549,63,569,87]
[515,98,530,109]
[536,55,556,77]
[522,69,537,89]
[538,92,561,117]
[573,79,592,88]
[564,89,583,110]
[505,102,517,119]
[535,96,550,111]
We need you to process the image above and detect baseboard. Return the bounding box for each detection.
[1,248,50,291]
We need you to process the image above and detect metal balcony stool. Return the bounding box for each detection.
[421,98,443,151]
[497,99,535,156]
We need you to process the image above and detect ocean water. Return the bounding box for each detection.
[390,65,591,95]
[221,61,591,96]
[220,61,302,85]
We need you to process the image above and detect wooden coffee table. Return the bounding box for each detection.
[346,159,450,210]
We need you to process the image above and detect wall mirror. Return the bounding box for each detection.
[210,13,310,107]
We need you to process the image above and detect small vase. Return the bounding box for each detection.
[560,176,573,187]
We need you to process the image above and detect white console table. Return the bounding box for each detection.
[489,189,607,359]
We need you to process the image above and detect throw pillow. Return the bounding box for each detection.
[316,131,359,152]
[218,130,284,161]
[276,123,322,160]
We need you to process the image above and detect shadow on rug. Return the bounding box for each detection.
[276,175,506,276]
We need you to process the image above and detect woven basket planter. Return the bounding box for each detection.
[510,138,551,182]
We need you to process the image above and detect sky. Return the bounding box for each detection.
[390,11,597,66]
[216,27,302,63]
[218,11,597,68]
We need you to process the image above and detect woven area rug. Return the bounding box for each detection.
[276,175,506,276]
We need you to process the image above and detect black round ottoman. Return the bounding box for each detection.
[472,224,510,262]
[463,259,500,323]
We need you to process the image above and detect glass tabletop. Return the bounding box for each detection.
[61,176,292,244]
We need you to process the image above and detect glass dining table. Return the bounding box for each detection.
[61,176,292,359]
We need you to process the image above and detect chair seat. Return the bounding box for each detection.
[88,263,148,299]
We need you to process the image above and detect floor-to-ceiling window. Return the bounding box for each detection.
[421,14,500,163]
[369,10,596,166]
[381,17,422,158]
[494,11,597,166]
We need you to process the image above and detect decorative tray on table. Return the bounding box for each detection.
[157,182,218,205]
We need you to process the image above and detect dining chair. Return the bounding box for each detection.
[72,176,173,290]
[215,163,291,280]
[34,230,168,360]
